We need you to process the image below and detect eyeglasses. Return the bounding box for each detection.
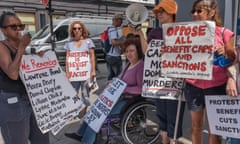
[126,33,140,39]
[191,9,203,14]
[73,27,82,31]
[2,24,25,31]
[157,9,165,14]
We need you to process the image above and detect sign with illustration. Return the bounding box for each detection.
[205,95,240,138]
[84,78,127,132]
[66,51,91,81]
[142,39,184,99]
[19,51,84,135]
[161,21,215,80]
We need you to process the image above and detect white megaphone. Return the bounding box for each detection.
[126,3,148,28]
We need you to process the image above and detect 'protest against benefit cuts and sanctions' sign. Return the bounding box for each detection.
[84,78,127,133]
[19,51,85,135]
[67,51,91,81]
[142,39,184,100]
[161,21,215,80]
[205,95,240,138]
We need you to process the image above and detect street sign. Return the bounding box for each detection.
[41,0,49,6]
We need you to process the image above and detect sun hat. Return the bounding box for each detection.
[152,0,178,17]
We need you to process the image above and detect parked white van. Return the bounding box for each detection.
[27,16,112,67]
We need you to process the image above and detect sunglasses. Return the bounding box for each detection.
[3,24,25,31]
[191,9,203,14]
[73,27,82,31]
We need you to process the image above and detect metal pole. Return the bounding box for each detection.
[105,0,108,15]
[48,0,55,51]
[173,82,184,144]
[155,0,159,27]
[233,0,239,44]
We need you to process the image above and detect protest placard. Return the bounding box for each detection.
[66,51,90,81]
[205,95,240,138]
[161,21,215,80]
[142,39,184,100]
[84,78,127,132]
[19,51,85,134]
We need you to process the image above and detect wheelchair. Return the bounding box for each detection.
[96,95,160,144]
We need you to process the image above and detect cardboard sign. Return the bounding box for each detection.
[19,51,85,135]
[66,51,91,81]
[161,21,215,80]
[205,95,240,138]
[142,39,184,100]
[84,78,127,132]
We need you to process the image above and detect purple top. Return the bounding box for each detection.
[119,60,144,95]
[147,27,163,43]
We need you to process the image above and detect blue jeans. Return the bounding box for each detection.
[77,99,127,144]
[0,92,49,144]
[77,122,96,144]
[226,138,240,144]
[106,55,122,80]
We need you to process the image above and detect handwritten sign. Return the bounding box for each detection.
[205,95,240,138]
[19,51,85,134]
[161,21,215,80]
[67,51,91,81]
[84,78,127,132]
[142,39,184,100]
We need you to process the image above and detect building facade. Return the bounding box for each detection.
[0,0,239,40]
[0,0,156,34]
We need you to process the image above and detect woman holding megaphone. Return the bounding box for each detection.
[130,0,185,144]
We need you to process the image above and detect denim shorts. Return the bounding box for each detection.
[184,83,226,111]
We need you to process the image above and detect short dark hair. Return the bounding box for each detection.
[0,11,17,28]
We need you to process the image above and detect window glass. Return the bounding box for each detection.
[54,25,69,41]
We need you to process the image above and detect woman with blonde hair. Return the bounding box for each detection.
[64,21,96,115]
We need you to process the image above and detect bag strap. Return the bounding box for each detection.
[107,27,114,53]
[119,62,130,79]
[221,27,226,44]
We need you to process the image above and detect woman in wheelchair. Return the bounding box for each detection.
[65,34,144,144]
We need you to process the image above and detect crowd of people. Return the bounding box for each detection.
[0,0,239,144]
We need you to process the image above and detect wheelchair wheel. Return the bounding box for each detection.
[121,101,160,144]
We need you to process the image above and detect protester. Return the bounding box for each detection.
[0,11,49,144]
[149,1,186,144]
[65,34,144,144]
[105,14,125,81]
[184,0,237,144]
[130,0,186,143]
[64,21,96,115]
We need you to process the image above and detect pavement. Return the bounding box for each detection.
[0,61,191,144]
[0,94,98,144]
[0,63,104,144]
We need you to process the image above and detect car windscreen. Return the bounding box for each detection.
[32,24,56,40]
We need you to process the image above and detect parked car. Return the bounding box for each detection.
[26,16,112,67]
